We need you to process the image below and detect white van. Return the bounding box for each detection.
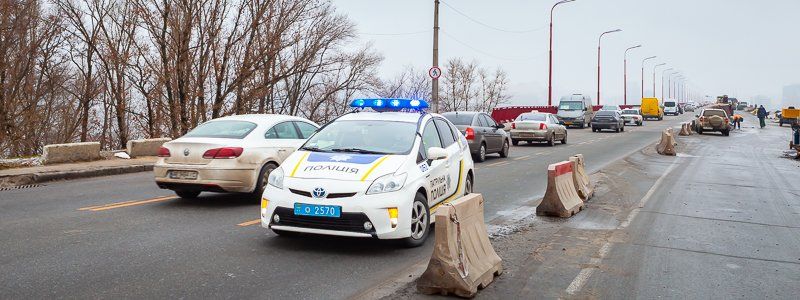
[556,94,594,128]
[664,100,679,116]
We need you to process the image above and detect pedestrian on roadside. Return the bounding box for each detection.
[732,114,743,129]
[757,105,768,129]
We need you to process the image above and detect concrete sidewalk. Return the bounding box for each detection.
[0,157,157,188]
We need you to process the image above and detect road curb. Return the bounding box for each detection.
[0,164,154,188]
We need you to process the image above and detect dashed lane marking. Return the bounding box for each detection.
[237,219,261,227]
[79,196,177,212]
[513,155,530,161]
[487,161,510,167]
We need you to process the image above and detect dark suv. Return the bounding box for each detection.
[442,111,510,162]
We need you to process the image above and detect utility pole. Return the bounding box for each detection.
[432,0,440,112]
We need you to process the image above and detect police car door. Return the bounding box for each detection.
[434,118,463,198]
[420,120,451,205]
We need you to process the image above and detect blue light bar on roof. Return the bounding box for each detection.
[350,98,429,110]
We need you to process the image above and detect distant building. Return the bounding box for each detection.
[783,84,800,107]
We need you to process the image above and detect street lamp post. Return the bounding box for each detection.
[668,71,680,99]
[661,68,673,100]
[641,56,657,102]
[597,29,621,106]
[652,63,665,97]
[623,45,641,106]
[548,0,576,106]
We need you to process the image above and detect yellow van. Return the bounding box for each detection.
[641,97,663,120]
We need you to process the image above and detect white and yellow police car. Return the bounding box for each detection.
[260,99,475,247]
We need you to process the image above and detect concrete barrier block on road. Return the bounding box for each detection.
[126,138,171,157]
[679,123,692,136]
[656,128,677,156]
[417,193,502,298]
[536,161,584,218]
[569,154,594,201]
[42,142,101,165]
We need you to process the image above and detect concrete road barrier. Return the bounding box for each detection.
[42,142,101,165]
[417,193,502,298]
[656,128,677,156]
[536,161,584,218]
[569,154,594,201]
[679,123,692,136]
[126,138,171,157]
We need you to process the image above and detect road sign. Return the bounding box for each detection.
[429,66,442,79]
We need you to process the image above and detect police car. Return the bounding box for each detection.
[260,99,475,247]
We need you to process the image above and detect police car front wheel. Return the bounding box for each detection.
[402,193,430,248]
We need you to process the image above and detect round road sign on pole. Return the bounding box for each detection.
[429,66,442,80]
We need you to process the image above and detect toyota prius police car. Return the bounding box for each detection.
[260,98,475,247]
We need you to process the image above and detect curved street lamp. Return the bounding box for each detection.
[597,29,621,106]
[661,68,673,100]
[548,0,577,106]
[652,63,666,97]
[668,71,680,99]
[641,56,657,101]
[623,45,641,105]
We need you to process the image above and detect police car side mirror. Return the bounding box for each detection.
[426,147,448,161]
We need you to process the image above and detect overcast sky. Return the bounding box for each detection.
[334,0,800,107]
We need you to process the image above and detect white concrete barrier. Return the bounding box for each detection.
[569,154,594,201]
[536,161,584,218]
[42,142,101,165]
[126,138,171,158]
[656,128,677,156]
[417,193,502,297]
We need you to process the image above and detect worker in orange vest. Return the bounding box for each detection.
[732,114,743,129]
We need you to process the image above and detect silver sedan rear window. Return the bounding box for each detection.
[183,121,258,139]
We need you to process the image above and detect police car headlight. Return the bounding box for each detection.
[367,173,407,195]
[267,167,285,189]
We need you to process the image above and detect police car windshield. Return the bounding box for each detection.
[301,120,417,155]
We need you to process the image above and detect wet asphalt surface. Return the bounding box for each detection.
[1,113,717,299]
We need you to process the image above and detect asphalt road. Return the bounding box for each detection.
[576,117,800,299]
[0,114,693,299]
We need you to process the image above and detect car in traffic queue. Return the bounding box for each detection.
[556,94,594,128]
[509,112,567,146]
[260,99,475,248]
[600,105,623,115]
[441,111,510,162]
[641,97,664,120]
[620,108,644,126]
[664,100,680,116]
[693,108,731,136]
[154,115,319,199]
[591,110,625,132]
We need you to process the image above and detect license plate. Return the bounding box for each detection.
[703,127,713,130]
[520,133,535,137]
[564,122,572,125]
[168,170,198,180]
[294,203,341,218]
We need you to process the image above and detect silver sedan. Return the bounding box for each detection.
[509,112,568,146]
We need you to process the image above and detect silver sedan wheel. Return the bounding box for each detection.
[410,201,428,239]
